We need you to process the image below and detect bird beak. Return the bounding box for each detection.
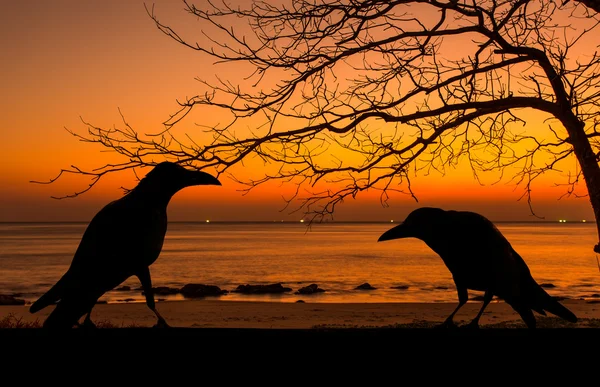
[188,170,222,186]
[378,223,410,242]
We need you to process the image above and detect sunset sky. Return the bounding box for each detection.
[1,0,596,223]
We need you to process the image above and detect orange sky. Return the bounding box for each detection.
[0,0,596,222]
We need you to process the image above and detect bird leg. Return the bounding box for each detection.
[152,308,169,328]
[75,307,97,329]
[81,311,97,329]
[137,267,170,328]
[436,286,467,328]
[463,290,493,329]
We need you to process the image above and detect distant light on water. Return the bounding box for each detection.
[206,220,210,223]
[583,220,587,223]
[300,219,304,223]
[391,220,394,223]
[559,219,567,223]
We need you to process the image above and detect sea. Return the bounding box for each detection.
[1,221,599,304]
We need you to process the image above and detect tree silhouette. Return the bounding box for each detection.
[36,0,600,250]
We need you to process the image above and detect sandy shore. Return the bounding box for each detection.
[2,299,600,329]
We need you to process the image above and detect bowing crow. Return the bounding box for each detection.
[378,207,577,329]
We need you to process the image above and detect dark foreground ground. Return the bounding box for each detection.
[3,305,597,373]
[3,318,598,350]
[3,325,597,377]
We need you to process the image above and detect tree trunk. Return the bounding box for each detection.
[571,0,600,252]
[560,113,600,253]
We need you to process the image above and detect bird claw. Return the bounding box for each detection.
[153,318,171,328]
[435,320,457,329]
[77,317,97,329]
[461,321,480,329]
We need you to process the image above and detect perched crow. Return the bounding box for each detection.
[30,162,221,328]
[378,207,577,329]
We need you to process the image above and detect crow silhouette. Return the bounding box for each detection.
[378,207,577,329]
[30,162,221,328]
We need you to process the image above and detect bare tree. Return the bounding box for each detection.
[35,0,600,250]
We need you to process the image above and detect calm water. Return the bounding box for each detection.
[0,222,599,304]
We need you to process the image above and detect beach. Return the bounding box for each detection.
[3,299,599,369]
[2,299,600,329]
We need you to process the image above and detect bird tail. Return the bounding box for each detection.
[532,283,577,323]
[512,304,537,329]
[41,296,94,329]
[30,275,70,314]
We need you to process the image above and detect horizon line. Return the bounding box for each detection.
[0,219,592,224]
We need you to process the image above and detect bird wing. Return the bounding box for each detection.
[439,211,518,290]
[69,200,133,271]
[69,197,167,273]
[461,212,528,295]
